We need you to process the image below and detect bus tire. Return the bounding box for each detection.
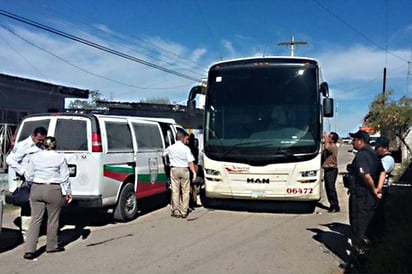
[199,189,214,208]
[113,182,137,222]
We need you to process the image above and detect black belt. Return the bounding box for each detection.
[32,182,60,186]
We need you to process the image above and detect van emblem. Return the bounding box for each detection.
[149,158,159,183]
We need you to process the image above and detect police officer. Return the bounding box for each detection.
[347,130,385,255]
[366,136,395,243]
[6,126,47,240]
[23,136,72,260]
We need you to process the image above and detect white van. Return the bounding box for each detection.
[8,113,186,221]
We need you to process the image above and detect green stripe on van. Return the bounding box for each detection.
[104,165,134,174]
[138,173,168,181]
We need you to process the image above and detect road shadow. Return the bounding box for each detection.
[307,222,351,263]
[201,197,317,214]
[0,192,170,254]
[0,227,23,253]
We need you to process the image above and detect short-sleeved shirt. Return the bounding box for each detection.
[26,150,71,194]
[352,145,383,188]
[6,136,42,176]
[165,140,195,168]
[380,153,395,188]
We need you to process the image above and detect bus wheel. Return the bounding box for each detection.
[114,182,137,222]
[199,188,214,208]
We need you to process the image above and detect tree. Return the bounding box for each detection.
[367,89,412,156]
[67,90,105,109]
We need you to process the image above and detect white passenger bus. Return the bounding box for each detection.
[187,56,334,210]
[8,113,185,221]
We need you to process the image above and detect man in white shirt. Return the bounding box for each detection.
[164,131,196,218]
[6,126,47,240]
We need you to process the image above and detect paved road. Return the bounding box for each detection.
[0,145,355,274]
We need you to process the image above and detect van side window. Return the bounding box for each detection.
[55,119,88,151]
[132,123,163,150]
[106,122,133,152]
[18,119,50,142]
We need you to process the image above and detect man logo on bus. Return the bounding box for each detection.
[247,178,270,184]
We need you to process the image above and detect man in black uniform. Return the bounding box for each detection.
[346,130,385,255]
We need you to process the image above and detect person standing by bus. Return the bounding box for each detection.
[23,136,72,260]
[322,132,340,212]
[165,131,197,218]
[187,133,200,208]
[6,126,47,241]
[346,130,385,255]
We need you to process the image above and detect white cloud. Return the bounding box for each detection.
[1,21,410,136]
[93,24,113,34]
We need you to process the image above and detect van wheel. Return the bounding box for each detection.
[113,183,137,222]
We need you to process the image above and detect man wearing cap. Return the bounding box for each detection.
[346,130,385,255]
[374,137,395,196]
[366,136,395,243]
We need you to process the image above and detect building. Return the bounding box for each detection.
[95,100,204,130]
[0,73,89,170]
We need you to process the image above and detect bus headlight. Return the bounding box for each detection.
[205,168,222,182]
[205,168,221,176]
[300,170,317,177]
[298,170,318,183]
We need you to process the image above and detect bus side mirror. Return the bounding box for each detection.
[320,82,329,97]
[187,85,203,112]
[187,100,196,113]
[323,98,334,118]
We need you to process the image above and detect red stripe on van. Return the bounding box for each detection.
[136,181,167,199]
[103,170,130,182]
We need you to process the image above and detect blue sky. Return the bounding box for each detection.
[0,0,411,137]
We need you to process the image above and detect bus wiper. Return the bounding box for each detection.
[218,141,260,159]
[273,148,297,159]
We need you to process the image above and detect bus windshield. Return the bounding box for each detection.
[204,62,320,165]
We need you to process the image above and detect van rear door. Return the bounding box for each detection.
[52,116,95,198]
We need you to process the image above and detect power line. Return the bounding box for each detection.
[0,9,201,82]
[0,26,49,80]
[1,24,192,90]
[312,0,409,64]
[39,2,210,73]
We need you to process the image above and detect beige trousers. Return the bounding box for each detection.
[170,167,190,216]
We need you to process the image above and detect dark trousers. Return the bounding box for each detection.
[349,186,377,246]
[366,189,388,242]
[324,168,339,208]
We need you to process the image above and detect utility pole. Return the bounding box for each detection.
[382,67,387,94]
[278,36,307,56]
